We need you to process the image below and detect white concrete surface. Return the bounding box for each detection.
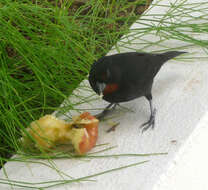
[154,112,208,190]
[1,0,208,189]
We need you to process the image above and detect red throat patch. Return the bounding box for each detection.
[103,84,119,95]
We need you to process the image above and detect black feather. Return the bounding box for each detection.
[89,51,186,103]
[88,51,186,130]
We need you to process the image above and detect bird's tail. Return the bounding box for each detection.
[161,51,187,61]
[151,51,187,78]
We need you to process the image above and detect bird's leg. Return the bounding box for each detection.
[140,95,156,132]
[95,103,118,120]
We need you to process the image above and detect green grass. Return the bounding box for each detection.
[0,160,149,189]
[0,0,147,160]
[0,0,208,189]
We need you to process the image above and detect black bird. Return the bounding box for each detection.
[89,51,186,132]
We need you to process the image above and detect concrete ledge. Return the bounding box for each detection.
[154,112,208,190]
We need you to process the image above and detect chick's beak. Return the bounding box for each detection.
[96,82,106,95]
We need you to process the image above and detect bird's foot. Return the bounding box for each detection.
[95,111,109,120]
[140,108,156,133]
[95,103,118,120]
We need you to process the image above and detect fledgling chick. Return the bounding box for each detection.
[89,51,186,132]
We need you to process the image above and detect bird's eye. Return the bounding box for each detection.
[100,69,111,82]
[101,74,107,81]
[106,69,111,79]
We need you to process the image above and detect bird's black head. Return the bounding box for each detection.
[88,56,121,96]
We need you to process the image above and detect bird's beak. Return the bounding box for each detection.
[96,82,106,96]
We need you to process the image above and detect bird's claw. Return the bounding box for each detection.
[94,111,108,120]
[94,103,118,120]
[140,108,156,133]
